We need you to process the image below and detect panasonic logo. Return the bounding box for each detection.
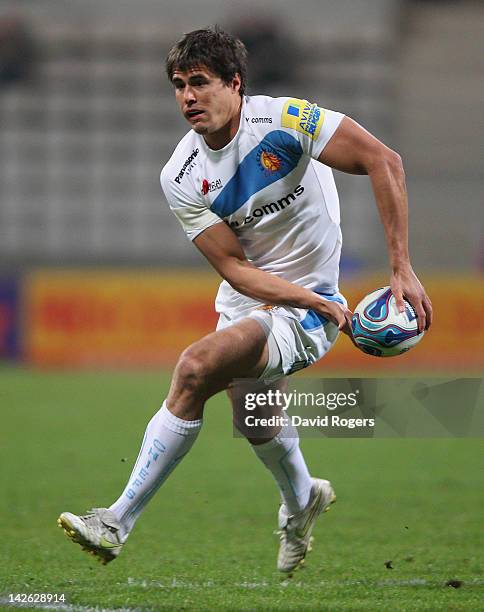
[174,148,199,184]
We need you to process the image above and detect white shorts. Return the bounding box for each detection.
[216,292,346,383]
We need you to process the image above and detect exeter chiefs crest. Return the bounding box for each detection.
[258,149,281,174]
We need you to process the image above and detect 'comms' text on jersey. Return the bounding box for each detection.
[229,185,304,228]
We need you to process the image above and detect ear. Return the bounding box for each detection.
[231,73,241,94]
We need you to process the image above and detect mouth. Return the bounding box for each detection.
[185,109,205,122]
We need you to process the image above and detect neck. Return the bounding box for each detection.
[204,98,242,150]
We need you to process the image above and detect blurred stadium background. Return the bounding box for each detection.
[1,2,483,610]
[0,0,482,372]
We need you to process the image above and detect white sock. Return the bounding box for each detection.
[251,421,312,515]
[109,401,202,539]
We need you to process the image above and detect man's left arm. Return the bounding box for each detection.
[318,116,433,332]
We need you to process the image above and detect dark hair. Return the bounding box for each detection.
[166,26,248,96]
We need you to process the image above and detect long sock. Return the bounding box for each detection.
[251,421,312,515]
[109,401,202,539]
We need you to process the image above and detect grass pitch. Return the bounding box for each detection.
[0,367,483,611]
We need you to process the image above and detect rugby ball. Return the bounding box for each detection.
[351,286,424,357]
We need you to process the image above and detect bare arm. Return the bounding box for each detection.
[319,116,433,331]
[193,221,354,336]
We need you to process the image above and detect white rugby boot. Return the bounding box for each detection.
[57,507,124,565]
[277,478,336,573]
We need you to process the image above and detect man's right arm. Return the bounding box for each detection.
[193,221,354,336]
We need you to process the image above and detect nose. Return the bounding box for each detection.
[184,85,196,105]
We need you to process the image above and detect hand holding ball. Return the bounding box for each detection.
[351,286,424,357]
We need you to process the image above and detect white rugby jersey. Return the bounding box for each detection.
[160,95,345,320]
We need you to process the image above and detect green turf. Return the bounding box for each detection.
[0,367,483,611]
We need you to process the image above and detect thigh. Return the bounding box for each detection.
[228,377,289,442]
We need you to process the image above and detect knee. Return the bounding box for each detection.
[174,346,210,396]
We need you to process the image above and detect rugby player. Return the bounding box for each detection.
[58,27,432,573]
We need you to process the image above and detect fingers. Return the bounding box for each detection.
[391,269,432,332]
[414,302,427,334]
[337,319,349,333]
[337,310,349,330]
[401,291,425,333]
[393,287,406,314]
[423,295,433,330]
[316,299,345,327]
[333,303,350,330]
[316,299,358,347]
[337,308,352,331]
[339,309,358,347]
[406,294,432,333]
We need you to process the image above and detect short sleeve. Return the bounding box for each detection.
[160,169,223,241]
[279,98,344,160]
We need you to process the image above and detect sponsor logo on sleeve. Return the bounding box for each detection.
[174,148,199,184]
[281,98,324,141]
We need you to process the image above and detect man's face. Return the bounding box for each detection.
[171,65,241,137]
